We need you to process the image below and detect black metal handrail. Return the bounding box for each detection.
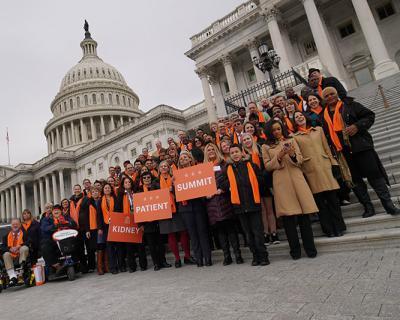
[224,69,307,114]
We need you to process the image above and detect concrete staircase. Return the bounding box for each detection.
[265,73,400,256]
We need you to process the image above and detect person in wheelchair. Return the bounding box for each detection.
[40,205,77,274]
[1,219,31,286]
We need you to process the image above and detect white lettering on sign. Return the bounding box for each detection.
[135,202,169,213]
[112,225,140,234]
[176,177,213,191]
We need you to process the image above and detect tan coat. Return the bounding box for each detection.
[262,138,318,217]
[293,127,339,194]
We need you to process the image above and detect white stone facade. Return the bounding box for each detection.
[185,0,400,120]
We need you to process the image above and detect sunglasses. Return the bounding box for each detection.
[143,176,151,180]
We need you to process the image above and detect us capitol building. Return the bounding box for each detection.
[0,0,399,222]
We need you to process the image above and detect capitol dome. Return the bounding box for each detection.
[44,22,142,154]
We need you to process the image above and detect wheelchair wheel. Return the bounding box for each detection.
[24,272,35,287]
[67,266,75,281]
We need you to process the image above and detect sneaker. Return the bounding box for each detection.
[264,233,271,245]
[271,233,280,245]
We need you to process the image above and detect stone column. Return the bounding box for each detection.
[110,116,115,131]
[5,189,10,222]
[246,39,267,83]
[351,0,399,80]
[21,182,26,210]
[10,187,16,218]
[56,127,61,150]
[0,192,5,222]
[263,7,291,72]
[71,170,78,188]
[59,170,65,200]
[45,175,51,204]
[75,124,80,143]
[52,173,58,203]
[33,182,39,215]
[15,184,21,216]
[70,121,76,144]
[196,67,217,122]
[47,135,51,154]
[62,125,67,147]
[120,116,124,126]
[39,178,45,212]
[301,0,346,82]
[209,72,227,117]
[80,119,88,143]
[221,55,238,94]
[90,117,97,140]
[100,116,106,136]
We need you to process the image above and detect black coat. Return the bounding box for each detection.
[222,160,263,215]
[70,194,90,232]
[23,220,41,256]
[321,77,347,100]
[322,98,375,154]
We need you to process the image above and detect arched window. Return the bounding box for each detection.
[92,94,97,104]
[83,69,87,78]
[109,93,113,105]
[84,95,88,106]
[63,101,67,112]
[77,96,80,108]
[69,99,73,109]
[122,96,126,106]
[90,68,93,76]
[128,98,131,107]
[116,95,120,105]
[101,93,105,104]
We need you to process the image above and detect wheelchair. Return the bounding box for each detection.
[0,253,35,293]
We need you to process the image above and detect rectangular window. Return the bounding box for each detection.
[354,67,373,86]
[377,2,395,20]
[98,163,104,172]
[338,21,355,38]
[223,81,230,94]
[87,168,92,176]
[146,141,152,151]
[131,148,137,158]
[303,39,317,55]
[247,68,256,83]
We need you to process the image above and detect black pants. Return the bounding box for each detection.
[143,232,166,267]
[126,243,146,270]
[182,209,211,264]
[353,177,394,210]
[238,210,267,261]
[77,231,96,271]
[214,219,240,258]
[314,191,346,236]
[41,239,60,266]
[282,215,317,259]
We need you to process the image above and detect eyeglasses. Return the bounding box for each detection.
[143,176,151,180]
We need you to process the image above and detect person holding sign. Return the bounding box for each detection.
[203,143,243,266]
[115,176,147,272]
[158,161,195,268]
[176,151,212,267]
[137,172,172,271]
[96,183,122,274]
[222,144,269,266]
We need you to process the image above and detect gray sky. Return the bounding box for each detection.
[0,0,243,165]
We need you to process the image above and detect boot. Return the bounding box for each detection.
[352,182,375,218]
[362,202,376,218]
[369,178,400,215]
[235,253,244,264]
[251,253,259,266]
[97,251,104,275]
[103,250,110,273]
[222,252,232,266]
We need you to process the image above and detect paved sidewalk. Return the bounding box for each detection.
[2,248,400,320]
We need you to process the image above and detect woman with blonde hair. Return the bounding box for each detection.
[176,151,212,267]
[241,133,279,245]
[203,143,243,265]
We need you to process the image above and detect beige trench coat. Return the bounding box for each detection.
[262,138,318,217]
[292,127,339,194]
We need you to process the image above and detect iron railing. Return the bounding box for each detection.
[224,69,307,114]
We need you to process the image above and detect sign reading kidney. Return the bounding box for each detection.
[133,188,172,223]
[173,162,217,202]
[107,212,143,243]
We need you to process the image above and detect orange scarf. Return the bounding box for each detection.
[284,117,294,133]
[171,163,178,173]
[257,111,266,123]
[22,220,32,231]
[101,196,114,224]
[296,96,304,111]
[53,214,68,228]
[311,105,323,114]
[7,231,24,258]
[70,197,83,227]
[323,101,344,151]
[159,174,176,213]
[227,162,260,205]
[233,132,240,144]
[122,193,134,216]
[89,204,98,230]
[317,76,323,98]
[249,151,261,168]
[297,126,312,133]
[180,142,192,151]
[151,169,158,177]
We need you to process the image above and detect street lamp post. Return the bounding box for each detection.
[252,44,281,95]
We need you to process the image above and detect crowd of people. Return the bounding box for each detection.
[2,67,400,285]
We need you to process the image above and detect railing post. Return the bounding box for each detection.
[378,85,390,108]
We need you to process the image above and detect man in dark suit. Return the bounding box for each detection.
[308,68,347,100]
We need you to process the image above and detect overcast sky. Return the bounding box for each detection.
[0,0,243,166]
